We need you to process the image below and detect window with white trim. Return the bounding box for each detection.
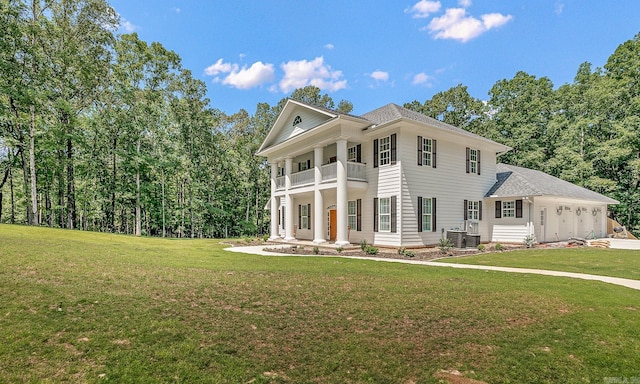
[348,200,357,230]
[348,146,357,162]
[300,204,309,229]
[422,198,432,232]
[469,148,478,174]
[467,200,479,221]
[379,197,391,232]
[422,138,432,167]
[379,136,390,166]
[299,161,309,171]
[502,201,515,218]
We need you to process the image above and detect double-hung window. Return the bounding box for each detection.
[300,204,309,229]
[466,147,481,174]
[348,201,357,230]
[469,149,478,174]
[467,200,479,221]
[422,138,432,166]
[379,137,391,166]
[379,197,391,232]
[348,146,357,162]
[502,201,515,218]
[422,198,432,232]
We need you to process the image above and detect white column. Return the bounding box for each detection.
[269,162,279,240]
[284,157,295,241]
[335,139,349,246]
[313,146,325,244]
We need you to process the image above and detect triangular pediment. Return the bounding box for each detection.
[257,100,338,154]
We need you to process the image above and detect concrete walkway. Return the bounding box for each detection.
[225,245,640,291]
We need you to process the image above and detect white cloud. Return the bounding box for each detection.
[173,7,181,13]
[370,71,389,82]
[554,1,564,15]
[426,7,512,42]
[204,59,234,76]
[458,0,472,8]
[119,18,139,32]
[223,62,275,89]
[325,43,335,50]
[406,0,441,18]
[481,13,512,29]
[279,57,347,93]
[412,72,435,87]
[204,59,275,89]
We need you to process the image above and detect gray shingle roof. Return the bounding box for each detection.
[360,103,502,146]
[485,163,619,204]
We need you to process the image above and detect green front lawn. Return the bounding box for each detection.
[439,247,640,280]
[1,224,639,383]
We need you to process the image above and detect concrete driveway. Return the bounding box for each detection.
[592,238,640,250]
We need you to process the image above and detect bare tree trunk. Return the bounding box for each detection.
[135,139,141,236]
[161,171,166,237]
[29,105,38,225]
[19,147,31,223]
[189,183,194,238]
[9,165,15,224]
[66,134,75,229]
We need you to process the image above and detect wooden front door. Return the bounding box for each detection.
[329,209,337,241]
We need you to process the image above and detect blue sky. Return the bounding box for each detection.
[109,0,640,116]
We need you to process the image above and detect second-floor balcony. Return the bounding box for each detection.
[275,162,367,190]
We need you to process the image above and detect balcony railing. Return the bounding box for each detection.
[322,162,366,182]
[276,162,367,190]
[347,162,366,181]
[321,163,336,181]
[291,168,314,187]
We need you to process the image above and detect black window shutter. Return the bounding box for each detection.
[417,196,423,232]
[356,199,362,231]
[516,199,523,218]
[464,200,468,221]
[391,195,397,233]
[432,139,437,168]
[479,201,483,221]
[373,198,378,232]
[298,162,301,172]
[282,206,285,227]
[495,201,502,218]
[477,150,481,175]
[417,136,423,166]
[390,134,397,165]
[307,203,311,229]
[373,139,379,168]
[432,198,437,232]
[307,159,311,170]
[356,144,361,163]
[298,204,301,229]
[466,147,470,173]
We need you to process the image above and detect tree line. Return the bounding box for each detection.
[1,0,638,236]
[405,32,640,235]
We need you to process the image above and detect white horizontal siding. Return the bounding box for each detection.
[399,127,498,246]
[491,225,531,243]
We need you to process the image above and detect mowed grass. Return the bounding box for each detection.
[440,247,640,280]
[1,224,639,383]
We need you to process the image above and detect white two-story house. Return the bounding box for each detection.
[256,99,617,247]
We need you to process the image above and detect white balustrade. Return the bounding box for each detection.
[291,168,314,187]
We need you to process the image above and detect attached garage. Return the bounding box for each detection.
[485,164,618,243]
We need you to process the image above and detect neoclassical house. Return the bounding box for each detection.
[256,99,617,246]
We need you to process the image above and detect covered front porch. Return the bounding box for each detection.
[268,139,367,246]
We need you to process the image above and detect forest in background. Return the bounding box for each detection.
[1,0,639,237]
